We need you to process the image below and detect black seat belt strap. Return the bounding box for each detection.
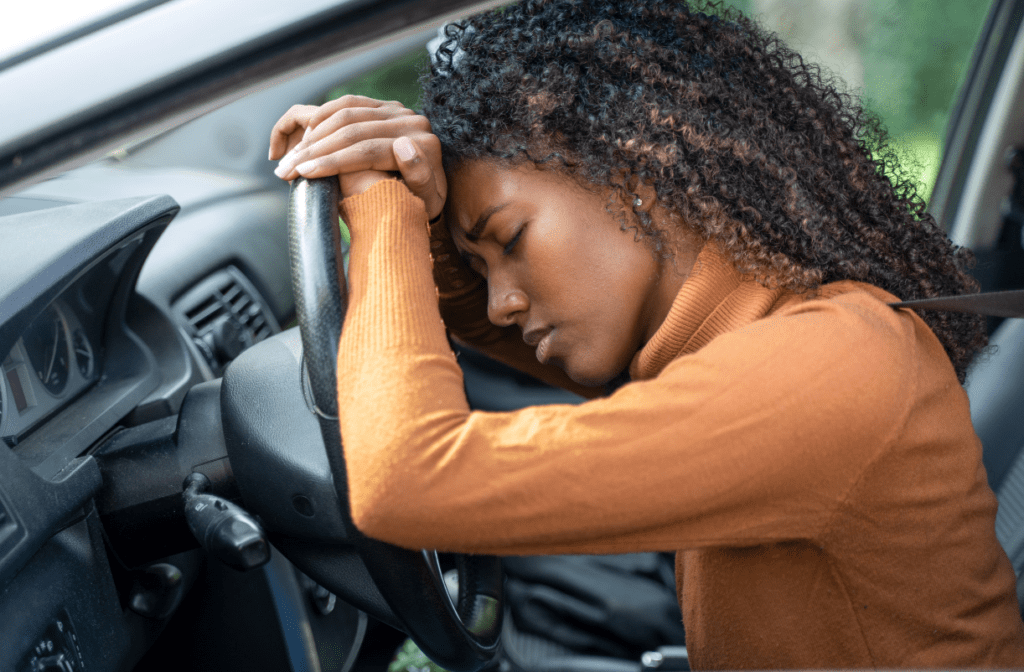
[890,289,1024,318]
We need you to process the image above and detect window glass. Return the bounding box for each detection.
[325,48,429,111]
[741,0,996,202]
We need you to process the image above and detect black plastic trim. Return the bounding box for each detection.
[0,195,179,359]
[95,381,237,568]
[124,293,206,426]
[0,511,131,672]
[0,195,178,591]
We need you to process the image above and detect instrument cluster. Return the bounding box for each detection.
[1,299,100,446]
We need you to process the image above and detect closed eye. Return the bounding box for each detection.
[460,251,486,276]
[502,226,525,256]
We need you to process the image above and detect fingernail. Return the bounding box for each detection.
[277,151,298,172]
[274,164,290,179]
[296,160,316,174]
[394,137,417,162]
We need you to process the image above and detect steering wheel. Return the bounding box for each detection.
[285,176,503,671]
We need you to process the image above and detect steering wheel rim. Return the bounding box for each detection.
[287,176,503,672]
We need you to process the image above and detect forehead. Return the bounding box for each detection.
[446,160,587,239]
[447,160,527,230]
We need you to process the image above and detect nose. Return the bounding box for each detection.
[486,270,529,328]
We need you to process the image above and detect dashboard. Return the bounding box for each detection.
[0,193,179,670]
[0,165,373,671]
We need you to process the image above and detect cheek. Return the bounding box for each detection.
[587,233,660,302]
[523,209,657,325]
[519,227,585,298]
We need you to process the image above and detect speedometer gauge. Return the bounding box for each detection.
[23,306,71,396]
[72,329,95,379]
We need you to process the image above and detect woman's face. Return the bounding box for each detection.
[446,160,699,386]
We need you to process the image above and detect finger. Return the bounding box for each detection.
[276,116,430,177]
[269,104,318,158]
[307,95,397,130]
[268,104,319,160]
[271,130,306,163]
[392,136,447,219]
[282,139,402,180]
[270,98,407,161]
[302,105,417,149]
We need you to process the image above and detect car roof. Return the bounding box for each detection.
[2,0,161,69]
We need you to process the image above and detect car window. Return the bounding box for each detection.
[739,0,996,204]
[324,47,429,110]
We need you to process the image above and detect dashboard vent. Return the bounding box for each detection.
[174,266,280,375]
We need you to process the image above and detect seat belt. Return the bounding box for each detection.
[890,289,1024,318]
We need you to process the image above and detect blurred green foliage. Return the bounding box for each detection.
[388,638,448,672]
[721,0,755,17]
[860,0,994,199]
[326,49,429,111]
[862,0,991,141]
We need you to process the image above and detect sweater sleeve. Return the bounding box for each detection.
[336,180,920,556]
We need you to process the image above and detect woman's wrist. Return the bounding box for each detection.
[340,178,425,231]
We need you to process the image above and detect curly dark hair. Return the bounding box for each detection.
[420,0,986,382]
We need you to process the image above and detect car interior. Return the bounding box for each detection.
[2,0,1024,670]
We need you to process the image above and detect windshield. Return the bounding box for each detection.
[1,0,166,68]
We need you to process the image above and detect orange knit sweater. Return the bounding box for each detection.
[336,179,1024,669]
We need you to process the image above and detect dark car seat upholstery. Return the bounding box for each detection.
[966,318,1024,609]
[968,319,1024,492]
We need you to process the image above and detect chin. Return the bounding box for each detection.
[560,344,634,388]
[563,362,619,389]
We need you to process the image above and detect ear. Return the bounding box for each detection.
[630,182,657,214]
[617,171,657,214]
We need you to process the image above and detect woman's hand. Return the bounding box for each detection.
[268,95,446,219]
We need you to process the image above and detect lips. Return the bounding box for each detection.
[535,332,556,364]
[522,326,549,347]
[523,327,554,363]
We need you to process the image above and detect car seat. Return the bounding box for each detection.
[967,317,1024,610]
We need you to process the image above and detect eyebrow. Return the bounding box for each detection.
[464,201,511,243]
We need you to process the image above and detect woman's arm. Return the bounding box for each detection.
[270,98,922,558]
[335,179,922,556]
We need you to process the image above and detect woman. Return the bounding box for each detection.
[268,0,1024,667]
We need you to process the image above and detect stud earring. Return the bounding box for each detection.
[634,197,643,208]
